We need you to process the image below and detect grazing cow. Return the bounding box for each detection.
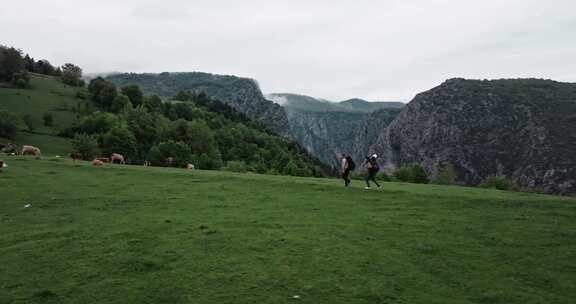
[21,145,41,157]
[110,153,125,164]
[187,163,195,170]
[92,159,104,166]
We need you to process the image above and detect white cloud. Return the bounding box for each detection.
[2,0,575,101]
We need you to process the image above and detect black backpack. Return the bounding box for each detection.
[346,156,356,170]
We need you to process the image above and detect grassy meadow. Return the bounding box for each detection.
[0,156,575,303]
[0,74,81,155]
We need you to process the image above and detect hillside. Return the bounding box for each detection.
[106,72,290,135]
[1,157,575,303]
[0,74,332,177]
[0,73,84,155]
[372,78,576,195]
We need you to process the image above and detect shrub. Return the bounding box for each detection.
[43,112,54,127]
[223,160,249,173]
[435,163,456,185]
[101,127,137,159]
[149,140,191,167]
[11,71,30,88]
[393,166,413,182]
[64,112,120,136]
[76,91,87,100]
[71,134,99,160]
[480,176,513,191]
[0,110,18,139]
[411,165,429,184]
[193,151,223,170]
[23,114,35,132]
[393,164,429,184]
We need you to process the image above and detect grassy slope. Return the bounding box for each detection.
[1,157,575,304]
[0,74,81,155]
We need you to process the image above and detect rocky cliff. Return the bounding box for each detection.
[268,93,404,168]
[372,78,576,195]
[107,72,290,135]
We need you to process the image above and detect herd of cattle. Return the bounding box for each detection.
[0,143,195,171]
[0,143,42,157]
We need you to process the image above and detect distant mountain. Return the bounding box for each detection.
[107,72,290,135]
[83,71,122,81]
[267,93,404,167]
[337,98,404,113]
[371,78,576,195]
[267,93,403,113]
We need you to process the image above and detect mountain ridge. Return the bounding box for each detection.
[267,93,404,113]
[106,72,290,135]
[371,77,576,195]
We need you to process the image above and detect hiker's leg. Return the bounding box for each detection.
[342,170,350,186]
[370,170,380,187]
[365,173,371,187]
[345,169,351,186]
[373,175,381,187]
[347,171,351,186]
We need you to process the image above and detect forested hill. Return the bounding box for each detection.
[0,45,333,177]
[106,72,290,135]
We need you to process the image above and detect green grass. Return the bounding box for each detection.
[0,74,83,156]
[0,157,575,303]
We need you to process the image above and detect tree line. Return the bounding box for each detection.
[0,45,83,88]
[60,76,332,177]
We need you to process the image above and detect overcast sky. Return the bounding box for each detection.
[2,0,575,101]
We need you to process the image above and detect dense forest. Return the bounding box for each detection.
[0,45,333,177]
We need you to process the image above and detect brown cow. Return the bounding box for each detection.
[92,159,104,166]
[110,153,125,164]
[21,145,41,157]
[0,160,5,173]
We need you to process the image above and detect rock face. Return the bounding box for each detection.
[268,93,404,168]
[285,109,366,168]
[107,72,290,135]
[372,78,576,195]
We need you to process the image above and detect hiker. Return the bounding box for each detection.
[364,154,381,189]
[340,153,355,187]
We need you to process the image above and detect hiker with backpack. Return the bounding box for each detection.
[340,153,355,187]
[364,154,381,189]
